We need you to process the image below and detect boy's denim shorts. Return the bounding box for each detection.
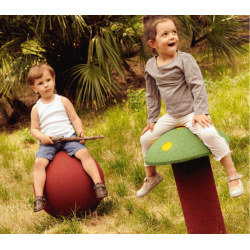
[36,132,87,160]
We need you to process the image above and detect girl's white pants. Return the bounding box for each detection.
[140,112,232,167]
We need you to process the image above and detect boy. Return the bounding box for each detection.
[28,64,108,212]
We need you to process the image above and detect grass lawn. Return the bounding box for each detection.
[0,50,249,234]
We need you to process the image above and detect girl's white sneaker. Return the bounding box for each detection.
[227,173,244,198]
[136,172,163,197]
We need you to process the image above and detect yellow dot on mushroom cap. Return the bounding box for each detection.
[162,141,172,151]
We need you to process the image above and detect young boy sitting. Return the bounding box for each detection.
[28,64,108,212]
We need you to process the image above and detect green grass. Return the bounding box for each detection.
[0,184,9,202]
[0,52,249,234]
[114,182,128,197]
[129,164,145,188]
[22,150,35,173]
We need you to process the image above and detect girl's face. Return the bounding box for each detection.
[149,20,179,57]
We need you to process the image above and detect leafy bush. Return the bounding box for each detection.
[127,87,146,112]
[21,128,36,144]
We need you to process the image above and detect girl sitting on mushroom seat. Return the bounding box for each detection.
[137,15,244,198]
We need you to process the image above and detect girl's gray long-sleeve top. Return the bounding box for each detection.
[145,50,209,124]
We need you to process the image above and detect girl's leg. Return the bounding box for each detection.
[182,113,239,187]
[140,113,177,169]
[74,148,102,184]
[34,158,50,196]
[220,155,239,186]
[139,114,177,192]
[145,166,157,179]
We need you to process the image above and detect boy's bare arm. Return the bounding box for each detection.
[30,105,53,145]
[60,97,86,143]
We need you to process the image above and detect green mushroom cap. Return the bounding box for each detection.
[145,127,230,166]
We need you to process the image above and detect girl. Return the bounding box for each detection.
[29,64,108,212]
[137,15,244,198]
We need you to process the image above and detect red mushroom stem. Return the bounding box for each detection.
[172,156,227,234]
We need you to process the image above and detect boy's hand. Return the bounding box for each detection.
[79,132,86,144]
[41,135,54,145]
[141,122,155,135]
[192,114,213,129]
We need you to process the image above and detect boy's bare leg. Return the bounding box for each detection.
[34,158,50,196]
[74,148,102,184]
[141,165,156,187]
[220,155,239,187]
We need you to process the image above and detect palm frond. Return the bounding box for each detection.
[0,53,38,96]
[138,38,151,66]
[203,16,248,62]
[93,34,124,79]
[33,15,88,45]
[175,15,201,37]
[68,64,119,108]
[0,35,27,55]
[175,15,248,63]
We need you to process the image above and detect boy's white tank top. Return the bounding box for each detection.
[36,94,75,139]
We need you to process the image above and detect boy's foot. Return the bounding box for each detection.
[137,172,163,197]
[94,182,108,198]
[227,173,244,198]
[34,196,47,212]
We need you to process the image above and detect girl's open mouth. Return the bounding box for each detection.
[168,43,175,47]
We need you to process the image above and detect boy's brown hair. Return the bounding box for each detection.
[27,64,55,86]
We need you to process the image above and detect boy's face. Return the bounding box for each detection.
[31,69,55,97]
[149,20,179,57]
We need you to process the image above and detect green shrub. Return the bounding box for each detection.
[127,87,146,112]
[21,128,36,144]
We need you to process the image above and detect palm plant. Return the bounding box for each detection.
[175,15,249,62]
[0,15,141,109]
[0,15,248,117]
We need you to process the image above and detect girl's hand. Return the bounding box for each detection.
[141,123,156,135]
[79,132,86,144]
[41,135,54,145]
[192,114,213,128]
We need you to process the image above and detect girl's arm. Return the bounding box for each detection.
[182,53,209,116]
[30,105,54,145]
[182,53,213,128]
[141,70,161,135]
[60,96,86,144]
[145,71,161,124]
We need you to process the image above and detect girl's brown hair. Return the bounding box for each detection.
[27,64,55,87]
[142,15,176,54]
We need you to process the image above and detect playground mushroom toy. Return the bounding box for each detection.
[145,127,230,234]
